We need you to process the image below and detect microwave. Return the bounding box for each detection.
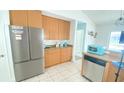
[87,44,105,56]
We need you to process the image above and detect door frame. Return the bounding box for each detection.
[75,28,85,57]
[73,21,86,61]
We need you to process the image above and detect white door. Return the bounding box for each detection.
[0,11,15,82]
[0,21,10,81]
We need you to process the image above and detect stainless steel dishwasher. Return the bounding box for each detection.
[82,55,106,82]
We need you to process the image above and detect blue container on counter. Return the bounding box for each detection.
[87,44,105,56]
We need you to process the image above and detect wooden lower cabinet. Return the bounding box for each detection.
[60,47,72,63]
[103,62,124,82]
[45,47,72,68]
[103,62,117,82]
[117,69,124,82]
[45,48,60,68]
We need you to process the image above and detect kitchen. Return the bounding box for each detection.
[0,10,124,82]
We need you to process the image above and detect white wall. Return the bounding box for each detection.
[95,23,124,48]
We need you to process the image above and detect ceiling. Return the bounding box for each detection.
[83,10,122,25]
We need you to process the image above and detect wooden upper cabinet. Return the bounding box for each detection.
[58,20,65,40]
[49,18,59,40]
[43,15,49,40]
[10,10,42,29]
[27,10,42,29]
[42,15,70,40]
[10,10,28,26]
[64,21,70,40]
[43,15,59,40]
[58,20,70,40]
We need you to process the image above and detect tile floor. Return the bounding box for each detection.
[22,59,89,82]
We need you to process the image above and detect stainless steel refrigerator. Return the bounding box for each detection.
[9,25,44,81]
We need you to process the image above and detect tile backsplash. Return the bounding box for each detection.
[44,40,71,46]
[44,40,59,45]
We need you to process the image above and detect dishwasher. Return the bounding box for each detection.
[82,55,106,82]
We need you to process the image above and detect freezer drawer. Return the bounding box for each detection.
[9,26,30,63]
[29,27,43,59]
[14,59,44,81]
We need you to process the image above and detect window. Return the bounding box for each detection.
[109,32,124,50]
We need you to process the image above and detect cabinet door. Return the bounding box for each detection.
[48,17,59,40]
[58,20,65,40]
[43,16,59,40]
[49,18,59,40]
[64,21,70,40]
[58,20,70,40]
[103,63,117,82]
[45,48,60,68]
[117,69,124,82]
[66,47,72,61]
[60,48,67,63]
[49,50,60,66]
[44,51,51,68]
[49,17,59,40]
[105,63,124,82]
[27,10,42,29]
[42,15,49,40]
[60,47,72,63]
[10,10,28,26]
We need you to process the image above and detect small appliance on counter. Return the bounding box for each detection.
[87,44,105,56]
[63,40,68,47]
[55,42,60,48]
[59,40,68,48]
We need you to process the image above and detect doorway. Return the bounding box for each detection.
[74,21,86,60]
